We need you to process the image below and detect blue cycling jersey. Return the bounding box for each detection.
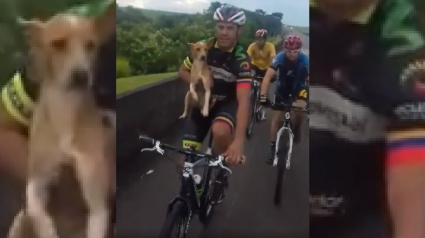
[270,51,309,91]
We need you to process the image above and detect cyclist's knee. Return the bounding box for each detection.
[211,122,232,140]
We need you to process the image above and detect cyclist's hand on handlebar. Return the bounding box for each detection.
[259,95,268,105]
[223,140,246,165]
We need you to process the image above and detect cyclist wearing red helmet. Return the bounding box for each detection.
[259,34,309,164]
[247,29,276,121]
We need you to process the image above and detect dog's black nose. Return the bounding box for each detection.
[70,69,90,89]
[200,55,206,61]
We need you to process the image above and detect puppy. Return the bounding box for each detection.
[9,5,116,238]
[180,40,216,119]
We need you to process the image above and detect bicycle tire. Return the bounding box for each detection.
[199,166,215,224]
[274,128,291,206]
[158,201,189,238]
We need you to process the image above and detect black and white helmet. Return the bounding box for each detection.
[213,4,246,26]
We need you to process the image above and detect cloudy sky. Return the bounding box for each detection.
[117,0,309,27]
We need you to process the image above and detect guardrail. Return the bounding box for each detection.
[117,76,186,161]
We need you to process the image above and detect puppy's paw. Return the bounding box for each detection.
[201,109,209,117]
[179,114,187,119]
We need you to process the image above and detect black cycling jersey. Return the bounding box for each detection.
[181,37,251,150]
[309,0,425,225]
[183,37,252,101]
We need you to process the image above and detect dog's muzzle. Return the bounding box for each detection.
[69,69,91,89]
[200,55,206,61]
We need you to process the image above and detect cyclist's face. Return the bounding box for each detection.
[286,49,299,61]
[256,38,265,46]
[215,22,239,48]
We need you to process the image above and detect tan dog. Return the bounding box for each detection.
[7,5,116,238]
[179,40,216,119]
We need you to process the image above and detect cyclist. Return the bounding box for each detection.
[310,0,425,237]
[247,29,276,121]
[0,0,116,232]
[178,4,251,204]
[259,35,309,164]
[289,27,293,33]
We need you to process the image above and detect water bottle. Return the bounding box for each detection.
[193,174,202,185]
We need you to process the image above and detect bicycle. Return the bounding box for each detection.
[263,97,308,205]
[139,135,232,238]
[246,76,264,139]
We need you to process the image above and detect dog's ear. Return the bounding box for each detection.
[95,2,116,44]
[188,43,194,49]
[17,17,44,47]
[206,38,214,49]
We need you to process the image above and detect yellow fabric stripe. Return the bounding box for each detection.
[237,78,252,83]
[1,84,29,126]
[13,73,34,109]
[387,129,425,142]
[183,57,192,69]
[214,116,235,129]
[182,140,202,151]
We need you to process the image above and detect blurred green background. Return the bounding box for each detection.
[0,0,100,86]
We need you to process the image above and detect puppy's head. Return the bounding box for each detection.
[18,3,115,91]
[189,39,214,62]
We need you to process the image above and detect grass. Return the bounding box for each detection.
[269,36,281,44]
[116,72,177,95]
[293,26,309,35]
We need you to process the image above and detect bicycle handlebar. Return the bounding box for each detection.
[264,98,308,113]
[139,135,232,174]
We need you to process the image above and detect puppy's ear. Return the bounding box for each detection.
[95,3,116,44]
[17,17,44,47]
[206,38,214,49]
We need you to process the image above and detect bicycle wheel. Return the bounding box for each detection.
[246,87,257,139]
[274,128,291,206]
[158,201,189,238]
[199,166,215,224]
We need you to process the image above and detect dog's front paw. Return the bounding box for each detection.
[179,113,187,119]
[201,109,209,117]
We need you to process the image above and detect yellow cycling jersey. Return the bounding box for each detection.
[247,42,276,70]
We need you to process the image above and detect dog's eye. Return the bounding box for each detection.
[51,39,66,51]
[196,48,200,51]
[86,40,95,51]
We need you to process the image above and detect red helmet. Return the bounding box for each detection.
[255,29,268,39]
[284,35,302,50]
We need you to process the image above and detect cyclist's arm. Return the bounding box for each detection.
[295,60,309,88]
[269,44,277,62]
[234,59,252,143]
[260,52,282,95]
[178,55,193,84]
[246,43,254,58]
[382,51,425,238]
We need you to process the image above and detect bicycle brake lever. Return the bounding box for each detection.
[219,163,232,174]
[141,141,165,155]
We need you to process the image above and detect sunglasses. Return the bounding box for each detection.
[286,49,300,53]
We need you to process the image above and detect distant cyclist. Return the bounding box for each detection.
[178,4,251,204]
[247,29,276,121]
[259,35,309,164]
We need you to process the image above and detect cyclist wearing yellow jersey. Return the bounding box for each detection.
[247,29,276,120]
